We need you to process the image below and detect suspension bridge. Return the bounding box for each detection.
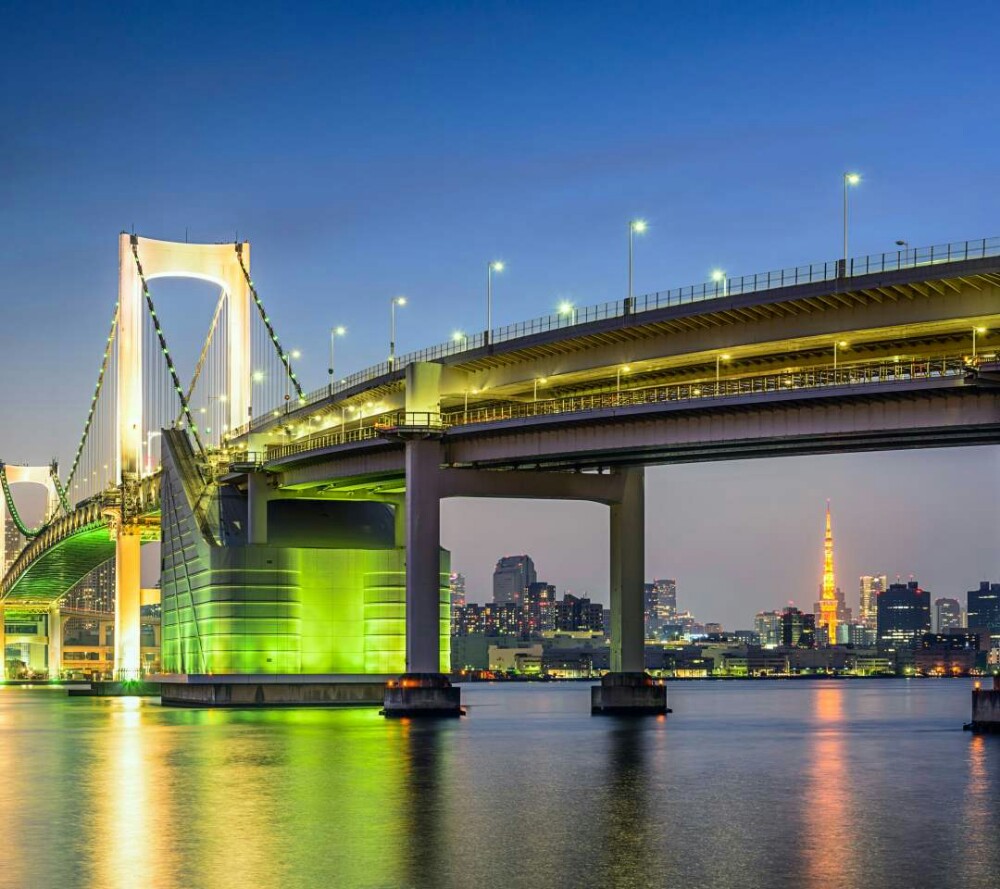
[2,232,999,713]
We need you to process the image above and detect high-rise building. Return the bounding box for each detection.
[754,610,783,647]
[63,561,115,612]
[449,573,467,635]
[967,582,1000,647]
[524,581,557,635]
[554,594,604,633]
[3,513,25,574]
[933,597,962,633]
[492,555,536,605]
[817,502,840,645]
[859,575,887,629]
[781,607,815,649]
[877,580,931,648]
[653,579,677,624]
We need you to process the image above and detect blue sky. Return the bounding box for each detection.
[2,1,999,625]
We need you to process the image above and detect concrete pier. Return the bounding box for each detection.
[381,673,463,717]
[591,671,669,715]
[968,675,1000,733]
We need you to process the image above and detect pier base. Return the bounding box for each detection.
[381,673,463,717]
[591,672,668,715]
[69,680,161,698]
[967,678,1000,733]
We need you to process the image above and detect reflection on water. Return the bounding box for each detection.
[0,681,997,889]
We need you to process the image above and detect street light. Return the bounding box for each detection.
[711,269,728,297]
[628,219,647,305]
[487,261,504,343]
[533,376,547,402]
[558,300,578,325]
[249,370,264,421]
[843,172,861,271]
[833,340,848,370]
[973,326,986,360]
[389,296,406,369]
[452,330,468,349]
[716,353,731,384]
[616,365,630,394]
[328,325,346,395]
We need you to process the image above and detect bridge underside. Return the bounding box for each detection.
[1,525,116,605]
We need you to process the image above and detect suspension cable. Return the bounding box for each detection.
[130,236,205,455]
[50,462,71,514]
[234,242,305,405]
[64,300,119,492]
[0,464,46,538]
[176,288,226,425]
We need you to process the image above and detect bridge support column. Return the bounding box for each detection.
[48,603,62,680]
[247,472,270,544]
[383,437,461,717]
[114,532,142,680]
[0,603,6,680]
[593,467,667,715]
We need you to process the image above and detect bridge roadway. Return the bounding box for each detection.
[220,248,1000,709]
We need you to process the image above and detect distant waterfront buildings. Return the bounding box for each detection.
[859,575,887,628]
[493,555,536,605]
[63,561,115,612]
[754,611,783,647]
[781,607,815,649]
[933,597,962,633]
[3,515,25,574]
[967,582,1000,647]
[877,580,931,648]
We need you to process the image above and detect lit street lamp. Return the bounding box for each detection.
[973,326,986,361]
[533,376,547,402]
[452,330,468,349]
[716,353,731,384]
[328,326,346,394]
[389,296,407,369]
[487,261,504,344]
[558,300,578,325]
[616,365,630,394]
[833,340,848,370]
[843,172,861,272]
[628,219,647,306]
[711,269,728,297]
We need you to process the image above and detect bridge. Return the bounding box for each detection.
[3,232,999,713]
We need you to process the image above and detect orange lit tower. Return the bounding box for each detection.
[819,501,838,645]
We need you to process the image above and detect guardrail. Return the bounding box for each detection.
[262,352,976,462]
[238,235,999,434]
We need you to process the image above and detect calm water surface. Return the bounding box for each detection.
[0,680,997,889]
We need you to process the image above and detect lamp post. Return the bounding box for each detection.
[895,239,909,270]
[487,261,503,344]
[843,172,861,272]
[389,296,406,369]
[249,369,264,424]
[328,326,346,395]
[628,219,647,306]
[616,365,630,394]
[142,431,162,477]
[711,269,728,297]
[715,353,731,385]
[973,326,986,361]
[833,340,848,370]
[558,300,578,325]
[533,376,546,402]
[452,330,468,350]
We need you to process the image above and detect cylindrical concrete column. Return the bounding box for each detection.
[247,472,270,545]
[48,603,62,680]
[404,438,442,674]
[114,533,142,680]
[609,467,645,673]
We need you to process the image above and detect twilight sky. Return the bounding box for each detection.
[2,1,999,627]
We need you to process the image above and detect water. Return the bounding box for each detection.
[0,680,996,889]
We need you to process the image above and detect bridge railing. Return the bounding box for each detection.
[238,234,999,434]
[261,353,974,463]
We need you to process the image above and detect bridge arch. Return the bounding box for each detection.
[0,465,60,569]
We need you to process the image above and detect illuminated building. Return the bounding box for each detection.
[933,597,962,633]
[859,575,887,628]
[3,514,25,574]
[449,572,466,635]
[877,580,931,649]
[63,561,116,613]
[653,578,677,624]
[754,610,783,647]
[555,594,604,633]
[492,555,536,605]
[781,607,815,649]
[967,582,1000,647]
[914,633,980,676]
[524,581,557,635]
[817,502,840,645]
